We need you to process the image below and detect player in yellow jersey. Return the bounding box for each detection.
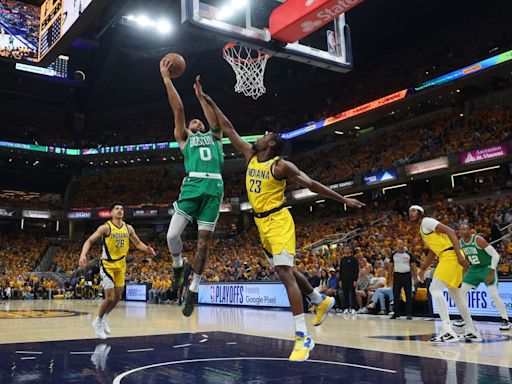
[206,104,365,362]
[410,205,479,343]
[79,203,155,339]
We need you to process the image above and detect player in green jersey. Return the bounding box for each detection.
[160,58,225,317]
[455,224,510,331]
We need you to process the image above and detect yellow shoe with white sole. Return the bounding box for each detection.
[289,332,315,362]
[312,295,335,326]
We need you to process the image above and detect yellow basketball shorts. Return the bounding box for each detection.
[100,259,126,289]
[433,251,463,289]
[254,208,296,267]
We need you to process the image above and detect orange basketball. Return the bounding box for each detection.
[163,53,186,78]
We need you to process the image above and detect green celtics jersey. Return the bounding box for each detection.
[182,131,224,175]
[460,234,491,267]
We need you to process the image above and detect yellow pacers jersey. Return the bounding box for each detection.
[420,226,453,257]
[102,221,130,261]
[246,156,286,213]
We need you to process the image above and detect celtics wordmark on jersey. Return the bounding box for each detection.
[174,131,224,226]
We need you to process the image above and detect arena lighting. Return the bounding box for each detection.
[450,166,500,188]
[334,131,344,135]
[217,0,248,20]
[315,199,326,204]
[382,183,407,194]
[124,15,172,34]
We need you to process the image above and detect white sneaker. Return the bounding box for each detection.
[459,329,482,342]
[92,317,107,340]
[103,317,112,335]
[453,319,465,327]
[500,319,510,331]
[343,309,349,314]
[350,309,356,315]
[429,329,459,343]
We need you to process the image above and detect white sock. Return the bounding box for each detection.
[189,273,202,293]
[488,285,509,321]
[448,287,477,332]
[294,313,308,335]
[307,290,323,305]
[172,255,183,268]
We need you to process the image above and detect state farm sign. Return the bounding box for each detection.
[270,0,364,43]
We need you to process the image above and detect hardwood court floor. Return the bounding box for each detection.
[0,300,510,383]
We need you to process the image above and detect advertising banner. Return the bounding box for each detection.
[132,209,158,217]
[432,282,512,317]
[458,143,509,165]
[97,210,112,218]
[125,284,147,301]
[0,208,16,217]
[363,169,397,185]
[198,283,290,308]
[67,211,92,219]
[22,210,51,219]
[405,157,449,175]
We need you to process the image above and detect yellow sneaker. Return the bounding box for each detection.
[312,295,335,326]
[288,332,315,362]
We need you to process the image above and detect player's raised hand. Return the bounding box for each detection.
[193,75,205,98]
[343,197,366,208]
[160,58,172,79]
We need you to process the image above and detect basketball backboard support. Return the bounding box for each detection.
[181,0,356,73]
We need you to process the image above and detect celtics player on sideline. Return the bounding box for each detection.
[160,58,225,316]
[410,205,482,342]
[78,203,156,339]
[453,224,510,331]
[208,107,365,361]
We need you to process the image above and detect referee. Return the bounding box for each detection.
[389,240,418,319]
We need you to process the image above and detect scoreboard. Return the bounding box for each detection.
[0,0,107,66]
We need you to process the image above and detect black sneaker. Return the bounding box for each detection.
[172,262,187,294]
[182,289,197,317]
[390,314,400,319]
[500,319,511,331]
[406,316,412,320]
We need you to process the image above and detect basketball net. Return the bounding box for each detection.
[223,43,270,100]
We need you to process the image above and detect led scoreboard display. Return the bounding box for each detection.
[0,0,108,66]
[38,0,93,61]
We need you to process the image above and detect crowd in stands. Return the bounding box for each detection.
[4,192,509,307]
[0,0,39,60]
[69,105,512,208]
[0,233,51,299]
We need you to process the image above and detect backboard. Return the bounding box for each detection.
[181,0,362,73]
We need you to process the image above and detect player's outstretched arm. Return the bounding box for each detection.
[78,224,109,268]
[434,223,469,268]
[202,93,254,162]
[476,235,501,284]
[193,75,220,140]
[160,58,187,147]
[273,159,365,208]
[128,225,156,256]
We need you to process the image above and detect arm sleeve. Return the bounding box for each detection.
[484,245,501,269]
[409,253,416,264]
[421,217,440,234]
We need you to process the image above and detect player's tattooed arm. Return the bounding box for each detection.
[204,94,254,161]
[274,159,365,208]
[160,58,188,148]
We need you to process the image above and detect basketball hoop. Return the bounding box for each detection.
[223,43,270,100]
